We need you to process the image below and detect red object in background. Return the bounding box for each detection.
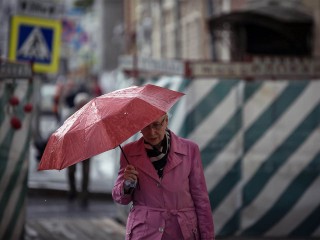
[9,96,20,106]
[10,116,22,129]
[24,103,33,112]
[38,84,185,170]
[93,84,102,96]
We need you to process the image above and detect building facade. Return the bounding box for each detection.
[123,0,212,61]
[123,0,320,63]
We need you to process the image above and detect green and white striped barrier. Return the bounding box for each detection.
[0,78,33,240]
[150,76,320,238]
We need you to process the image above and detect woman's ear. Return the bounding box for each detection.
[165,114,169,126]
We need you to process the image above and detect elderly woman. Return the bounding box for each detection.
[112,114,215,240]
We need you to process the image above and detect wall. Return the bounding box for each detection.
[97,0,124,71]
[153,76,320,238]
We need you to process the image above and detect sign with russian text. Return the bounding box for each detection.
[0,59,33,79]
[9,15,61,73]
[17,0,65,19]
[190,57,320,79]
[119,55,185,76]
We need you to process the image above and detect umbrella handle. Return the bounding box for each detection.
[119,145,140,190]
[119,145,130,164]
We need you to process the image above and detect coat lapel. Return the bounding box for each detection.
[163,131,187,175]
[128,138,160,182]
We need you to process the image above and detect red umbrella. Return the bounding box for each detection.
[38,84,184,170]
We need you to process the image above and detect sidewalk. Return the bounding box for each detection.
[26,189,126,240]
[26,134,128,239]
[25,189,318,240]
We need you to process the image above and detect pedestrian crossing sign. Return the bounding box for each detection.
[9,15,61,73]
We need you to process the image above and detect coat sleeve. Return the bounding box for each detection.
[112,150,133,205]
[189,142,215,240]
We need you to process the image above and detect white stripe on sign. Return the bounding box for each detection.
[265,176,320,236]
[244,81,287,130]
[214,184,242,234]
[0,81,30,143]
[0,80,7,96]
[0,114,11,144]
[155,76,172,87]
[205,131,243,191]
[154,75,184,92]
[168,76,185,91]
[152,76,187,134]
[0,159,28,240]
[170,96,187,133]
[188,84,239,150]
[185,79,219,114]
[242,82,320,184]
[12,204,26,240]
[0,113,31,201]
[312,225,320,237]
[241,130,320,229]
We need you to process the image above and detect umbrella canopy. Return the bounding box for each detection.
[38,84,184,170]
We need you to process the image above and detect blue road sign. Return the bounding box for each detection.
[10,15,61,73]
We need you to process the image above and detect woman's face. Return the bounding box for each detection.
[141,115,168,146]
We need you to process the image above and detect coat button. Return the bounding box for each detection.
[159,227,164,232]
[157,183,161,188]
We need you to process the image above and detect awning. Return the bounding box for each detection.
[209,4,313,28]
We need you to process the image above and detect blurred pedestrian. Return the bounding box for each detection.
[112,114,215,239]
[34,135,49,162]
[91,75,103,97]
[67,92,91,208]
[52,75,66,123]
[52,83,63,124]
[65,82,89,108]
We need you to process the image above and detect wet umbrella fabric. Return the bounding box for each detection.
[38,84,184,170]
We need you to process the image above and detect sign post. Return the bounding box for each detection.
[10,1,64,140]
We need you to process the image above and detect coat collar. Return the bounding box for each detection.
[126,130,187,181]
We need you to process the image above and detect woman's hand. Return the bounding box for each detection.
[123,165,139,192]
[124,165,139,182]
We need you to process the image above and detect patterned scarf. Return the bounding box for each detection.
[144,130,171,178]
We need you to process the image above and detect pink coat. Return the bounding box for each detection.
[112,131,215,240]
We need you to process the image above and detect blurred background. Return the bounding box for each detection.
[1,0,320,239]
